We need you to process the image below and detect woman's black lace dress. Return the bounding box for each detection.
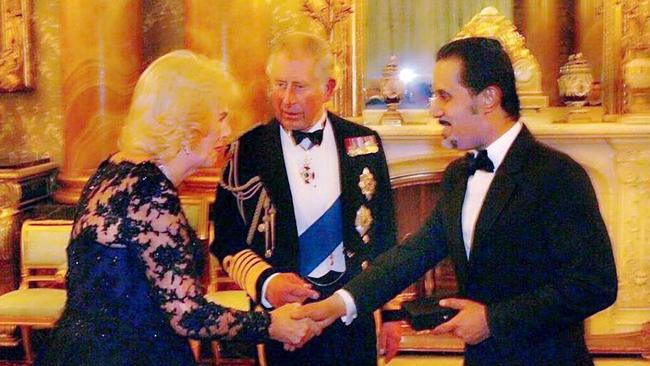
[36,160,270,366]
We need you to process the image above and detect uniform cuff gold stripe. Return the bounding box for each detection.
[232,251,256,282]
[227,250,271,302]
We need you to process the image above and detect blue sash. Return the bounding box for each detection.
[298,198,343,276]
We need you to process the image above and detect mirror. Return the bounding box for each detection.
[342,0,612,116]
[363,0,513,110]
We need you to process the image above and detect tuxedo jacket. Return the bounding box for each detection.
[344,126,618,366]
[211,111,396,306]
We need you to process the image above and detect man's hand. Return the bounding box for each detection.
[290,293,346,330]
[266,273,320,308]
[378,321,402,363]
[269,303,321,348]
[431,298,490,345]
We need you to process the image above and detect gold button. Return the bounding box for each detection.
[257,223,266,232]
[362,234,370,244]
[361,260,369,270]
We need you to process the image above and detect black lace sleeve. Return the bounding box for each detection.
[127,165,270,341]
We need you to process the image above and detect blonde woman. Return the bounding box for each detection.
[36,50,317,366]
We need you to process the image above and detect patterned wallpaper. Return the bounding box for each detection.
[1,0,63,166]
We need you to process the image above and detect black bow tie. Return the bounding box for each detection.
[292,129,324,147]
[466,149,494,176]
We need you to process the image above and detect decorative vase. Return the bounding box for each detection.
[558,53,593,108]
[379,55,405,125]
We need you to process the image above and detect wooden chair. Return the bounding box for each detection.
[0,220,71,363]
[373,173,464,362]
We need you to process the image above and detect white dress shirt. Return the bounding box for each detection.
[462,122,522,258]
[262,113,346,307]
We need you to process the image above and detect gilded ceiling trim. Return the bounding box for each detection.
[0,0,33,92]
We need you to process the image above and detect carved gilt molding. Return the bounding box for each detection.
[0,0,33,92]
[611,145,650,307]
[0,182,20,211]
[301,0,354,116]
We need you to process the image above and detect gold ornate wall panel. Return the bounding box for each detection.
[575,0,603,86]
[56,0,142,202]
[0,0,33,92]
[602,0,624,116]
[0,0,62,166]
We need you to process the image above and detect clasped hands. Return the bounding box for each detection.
[266,273,345,350]
[267,273,491,352]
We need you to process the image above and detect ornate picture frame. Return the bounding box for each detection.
[0,0,34,92]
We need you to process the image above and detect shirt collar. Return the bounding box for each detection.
[473,121,522,171]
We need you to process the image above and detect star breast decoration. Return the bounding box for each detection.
[355,205,373,244]
[358,167,376,200]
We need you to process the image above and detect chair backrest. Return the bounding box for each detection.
[180,197,210,241]
[207,222,240,292]
[20,220,73,287]
[390,173,456,297]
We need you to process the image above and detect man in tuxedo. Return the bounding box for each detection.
[295,37,618,366]
[211,32,396,365]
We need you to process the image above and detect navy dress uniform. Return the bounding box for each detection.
[212,112,397,366]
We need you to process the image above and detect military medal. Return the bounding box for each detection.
[345,135,379,157]
[300,163,315,184]
[300,155,315,184]
[355,205,373,239]
[358,167,376,200]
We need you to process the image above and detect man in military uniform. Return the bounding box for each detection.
[211,32,396,365]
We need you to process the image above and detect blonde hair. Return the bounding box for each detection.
[266,32,336,84]
[119,50,241,162]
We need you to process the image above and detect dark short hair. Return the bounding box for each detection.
[436,37,520,120]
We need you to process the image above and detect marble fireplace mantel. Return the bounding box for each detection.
[357,108,650,344]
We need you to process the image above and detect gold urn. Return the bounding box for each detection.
[558,53,594,108]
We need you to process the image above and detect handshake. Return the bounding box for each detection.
[264,273,348,350]
[262,272,491,355]
[267,290,346,351]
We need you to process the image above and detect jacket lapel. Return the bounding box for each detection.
[470,126,532,260]
[447,159,470,289]
[256,120,300,248]
[329,113,356,248]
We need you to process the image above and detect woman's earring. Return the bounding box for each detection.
[181,141,191,156]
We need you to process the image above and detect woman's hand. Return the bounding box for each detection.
[269,303,321,349]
